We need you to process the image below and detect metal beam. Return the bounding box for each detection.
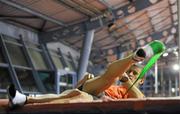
[56,0,93,17]
[39,20,47,31]
[40,43,55,70]
[57,48,68,68]
[0,15,38,19]
[68,52,77,71]
[0,0,66,27]
[39,0,162,43]
[0,34,23,92]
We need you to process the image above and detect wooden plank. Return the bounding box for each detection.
[1,98,180,114]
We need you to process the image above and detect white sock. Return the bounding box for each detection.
[12,90,26,105]
[142,45,154,58]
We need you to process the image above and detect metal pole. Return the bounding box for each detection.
[68,52,77,71]
[175,75,178,96]
[160,66,164,96]
[57,48,68,69]
[178,0,180,96]
[77,29,95,80]
[155,62,158,94]
[0,35,23,92]
[169,77,172,97]
[40,43,55,70]
[42,44,59,94]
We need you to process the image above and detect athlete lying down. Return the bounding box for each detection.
[7,40,165,108]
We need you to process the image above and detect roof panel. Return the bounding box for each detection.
[127,13,149,30]
[124,10,146,23]
[148,0,169,11]
[88,0,107,10]
[151,8,171,25]
[12,0,86,24]
[11,0,39,6]
[43,22,60,31]
[0,2,33,16]
[11,18,43,28]
[154,17,172,31]
[96,37,114,46]
[14,0,67,16]
[52,10,85,23]
[105,0,128,8]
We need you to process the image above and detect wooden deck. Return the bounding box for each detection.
[1,97,180,114]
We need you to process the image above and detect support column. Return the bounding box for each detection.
[77,29,95,80]
[178,0,180,96]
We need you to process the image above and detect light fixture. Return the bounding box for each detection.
[173,51,178,56]
[163,52,168,57]
[171,27,177,34]
[162,31,168,37]
[65,67,70,71]
[171,88,175,93]
[173,64,179,71]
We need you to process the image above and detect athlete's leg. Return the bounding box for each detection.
[27,89,93,104]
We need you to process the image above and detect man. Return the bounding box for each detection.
[76,64,145,101]
[7,40,165,108]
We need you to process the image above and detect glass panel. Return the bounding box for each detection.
[0,48,6,63]
[59,74,73,93]
[0,67,12,89]
[66,59,74,71]
[37,71,55,92]
[52,56,64,69]
[26,42,40,48]
[3,35,18,43]
[50,51,63,69]
[28,49,47,70]
[15,68,39,92]
[6,43,28,67]
[0,93,7,99]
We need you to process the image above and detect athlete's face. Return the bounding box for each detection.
[126,65,143,85]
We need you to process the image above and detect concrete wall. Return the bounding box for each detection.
[47,42,80,59]
[0,21,80,59]
[0,21,38,43]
